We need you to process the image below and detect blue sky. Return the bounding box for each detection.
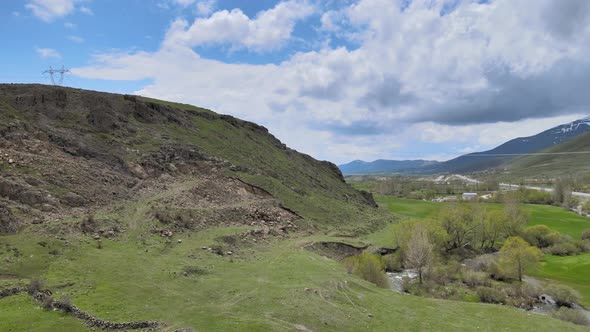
[2,0,589,164]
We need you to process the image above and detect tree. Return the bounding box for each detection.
[503,195,528,236]
[476,210,508,250]
[404,223,434,284]
[499,236,543,282]
[439,204,476,250]
[553,179,572,206]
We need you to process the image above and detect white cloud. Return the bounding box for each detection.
[172,0,196,6]
[68,35,84,43]
[64,22,76,29]
[72,0,590,163]
[36,47,62,59]
[163,0,314,51]
[26,0,80,22]
[79,6,93,15]
[196,0,216,16]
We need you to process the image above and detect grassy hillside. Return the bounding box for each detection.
[504,131,590,178]
[0,84,380,233]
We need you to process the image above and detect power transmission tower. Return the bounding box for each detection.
[43,65,70,86]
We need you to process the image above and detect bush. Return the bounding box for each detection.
[382,252,403,272]
[574,240,590,253]
[476,286,506,304]
[546,285,581,308]
[465,254,497,272]
[522,225,559,248]
[462,270,491,287]
[28,278,45,294]
[582,229,590,241]
[344,252,389,288]
[57,295,73,312]
[487,262,511,281]
[546,242,581,256]
[504,283,541,309]
[426,263,461,286]
[550,307,589,326]
[42,295,54,310]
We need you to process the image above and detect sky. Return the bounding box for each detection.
[2,0,590,164]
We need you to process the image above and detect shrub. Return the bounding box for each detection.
[476,286,506,304]
[522,225,559,248]
[574,240,590,252]
[546,285,581,308]
[581,229,590,241]
[28,278,45,294]
[466,254,496,272]
[550,307,589,326]
[504,283,541,309]
[462,270,491,287]
[382,252,403,272]
[426,263,461,286]
[487,262,511,281]
[546,242,580,256]
[57,295,73,312]
[344,252,389,288]
[42,295,54,309]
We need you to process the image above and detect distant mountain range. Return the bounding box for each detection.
[338,159,440,174]
[339,116,590,175]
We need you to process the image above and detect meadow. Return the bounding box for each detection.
[1,193,589,331]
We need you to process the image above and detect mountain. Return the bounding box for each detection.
[339,116,590,175]
[504,131,590,178]
[338,159,440,174]
[426,116,590,174]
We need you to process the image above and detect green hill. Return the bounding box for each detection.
[505,131,590,178]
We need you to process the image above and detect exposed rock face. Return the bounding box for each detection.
[62,192,87,207]
[0,204,19,234]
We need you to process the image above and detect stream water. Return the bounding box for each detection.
[386,270,418,292]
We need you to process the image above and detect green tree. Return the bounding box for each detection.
[476,210,508,250]
[439,204,477,250]
[499,236,543,282]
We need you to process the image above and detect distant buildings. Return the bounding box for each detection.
[462,193,478,200]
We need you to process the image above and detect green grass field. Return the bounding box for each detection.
[1,229,586,331]
[2,193,589,330]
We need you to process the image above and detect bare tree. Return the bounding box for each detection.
[404,223,434,284]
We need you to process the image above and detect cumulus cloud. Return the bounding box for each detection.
[163,0,314,51]
[26,0,82,22]
[36,47,62,59]
[71,0,590,162]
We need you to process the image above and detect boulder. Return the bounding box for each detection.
[62,192,87,207]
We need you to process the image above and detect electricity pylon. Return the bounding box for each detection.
[43,65,70,86]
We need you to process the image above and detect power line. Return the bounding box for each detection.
[464,151,590,157]
[43,65,70,86]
